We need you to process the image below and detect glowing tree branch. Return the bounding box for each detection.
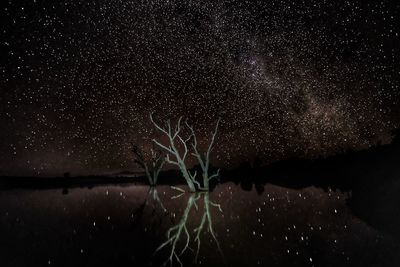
[193,192,223,262]
[132,144,165,186]
[156,194,199,267]
[186,118,221,190]
[156,192,224,266]
[150,112,197,192]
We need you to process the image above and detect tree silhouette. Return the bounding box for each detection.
[132,143,165,186]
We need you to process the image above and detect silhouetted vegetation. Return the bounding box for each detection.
[132,143,165,186]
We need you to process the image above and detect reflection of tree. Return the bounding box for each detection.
[132,144,165,186]
[147,187,167,213]
[132,187,167,227]
[156,194,198,266]
[156,192,223,266]
[193,193,223,262]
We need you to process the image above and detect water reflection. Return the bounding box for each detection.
[156,192,223,266]
[131,187,167,227]
[145,187,167,213]
[0,183,399,266]
[193,193,223,262]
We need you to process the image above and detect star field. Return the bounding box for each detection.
[0,0,399,175]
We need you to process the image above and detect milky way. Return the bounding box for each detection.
[1,0,399,175]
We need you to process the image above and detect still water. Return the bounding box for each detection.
[0,183,399,266]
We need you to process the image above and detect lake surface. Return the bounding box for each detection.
[0,182,399,266]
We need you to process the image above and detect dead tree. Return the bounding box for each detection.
[132,144,165,186]
[186,118,221,190]
[150,112,197,192]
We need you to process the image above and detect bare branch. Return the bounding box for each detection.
[194,193,224,262]
[150,113,197,192]
[206,118,221,160]
[150,187,167,212]
[180,225,190,255]
[150,112,169,135]
[173,116,184,139]
[186,121,205,170]
[188,170,203,189]
[186,118,221,190]
[171,192,185,199]
[188,170,197,180]
[177,134,188,161]
[194,213,207,262]
[210,201,223,212]
[165,154,179,166]
[154,158,166,182]
[152,139,175,154]
[208,169,220,181]
[171,186,185,193]
[131,144,153,184]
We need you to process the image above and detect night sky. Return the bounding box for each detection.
[1,0,399,176]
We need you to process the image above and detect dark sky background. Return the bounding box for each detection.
[0,0,399,176]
